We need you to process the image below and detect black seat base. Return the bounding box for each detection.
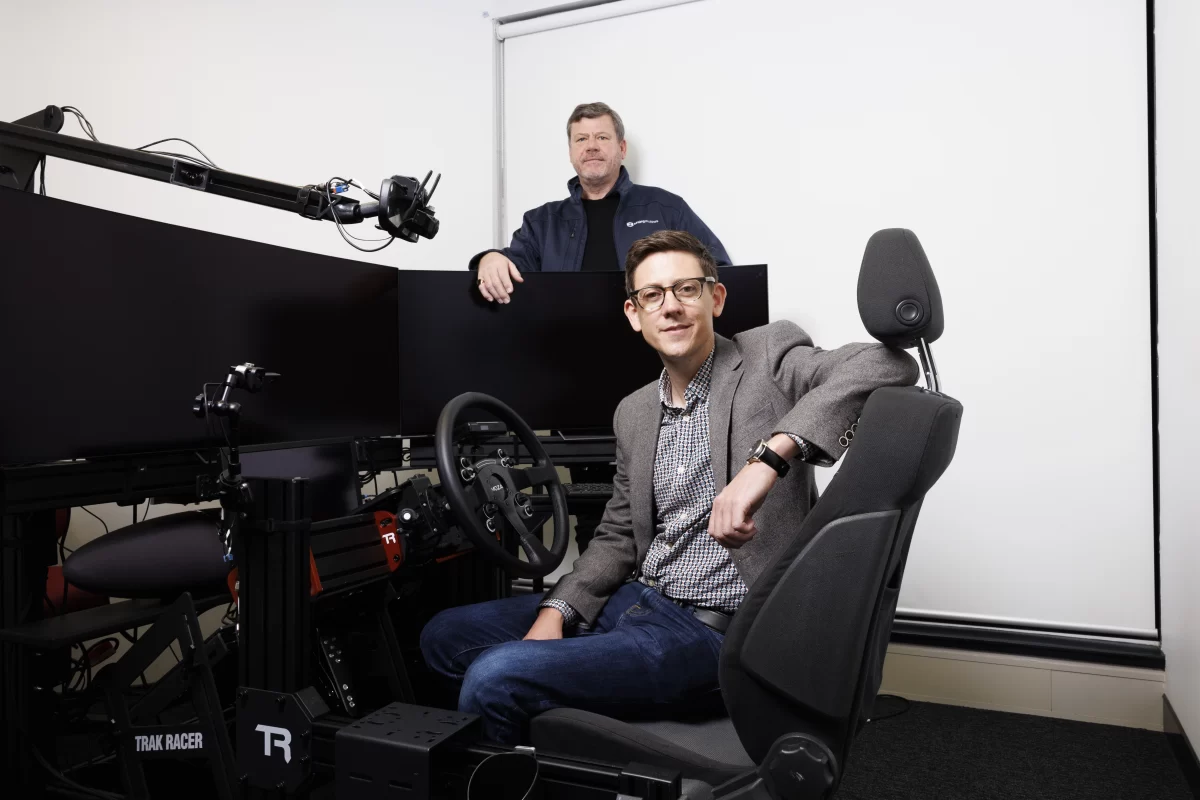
[530,708,754,788]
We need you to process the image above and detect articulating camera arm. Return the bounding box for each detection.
[193,363,279,562]
[0,105,440,245]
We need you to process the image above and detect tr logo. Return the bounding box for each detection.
[381,532,397,544]
[256,724,292,763]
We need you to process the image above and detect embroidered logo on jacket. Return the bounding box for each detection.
[626,219,660,228]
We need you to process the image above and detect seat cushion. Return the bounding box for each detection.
[530,708,753,787]
[680,779,716,800]
[63,510,228,599]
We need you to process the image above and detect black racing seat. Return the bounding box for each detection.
[63,510,227,599]
[530,229,963,800]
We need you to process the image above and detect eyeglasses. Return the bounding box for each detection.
[628,276,716,311]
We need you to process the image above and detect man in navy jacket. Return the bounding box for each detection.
[471,102,730,304]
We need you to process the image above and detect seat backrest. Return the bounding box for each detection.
[718,229,962,784]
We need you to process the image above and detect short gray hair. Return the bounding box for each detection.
[566,102,625,142]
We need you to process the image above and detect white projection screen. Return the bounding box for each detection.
[500,0,1155,638]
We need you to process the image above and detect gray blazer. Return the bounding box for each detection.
[546,320,919,625]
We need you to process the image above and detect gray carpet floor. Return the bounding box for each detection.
[836,700,1195,800]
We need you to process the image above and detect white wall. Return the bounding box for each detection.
[1,0,498,271]
[1155,0,1200,751]
[499,0,1156,637]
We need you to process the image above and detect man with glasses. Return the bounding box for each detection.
[423,231,916,746]
[470,102,729,305]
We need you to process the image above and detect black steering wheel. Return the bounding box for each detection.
[435,392,571,578]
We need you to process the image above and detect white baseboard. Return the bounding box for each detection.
[880,643,1165,731]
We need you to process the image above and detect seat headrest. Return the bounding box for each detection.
[857,229,943,349]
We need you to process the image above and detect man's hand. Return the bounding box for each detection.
[477,252,524,304]
[709,461,778,548]
[709,433,800,548]
[523,607,565,640]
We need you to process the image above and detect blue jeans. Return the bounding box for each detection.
[419,581,725,745]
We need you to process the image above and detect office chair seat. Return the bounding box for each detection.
[531,709,752,787]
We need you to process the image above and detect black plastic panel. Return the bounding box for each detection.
[740,511,900,720]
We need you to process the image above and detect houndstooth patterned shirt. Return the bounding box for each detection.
[543,348,814,625]
[636,349,745,612]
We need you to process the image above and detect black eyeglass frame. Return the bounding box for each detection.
[627,276,717,310]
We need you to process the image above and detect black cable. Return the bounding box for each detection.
[79,507,109,536]
[61,107,221,173]
[138,150,217,169]
[220,600,237,627]
[39,155,46,195]
[57,107,393,253]
[135,137,220,169]
[60,106,99,142]
[324,176,393,253]
[65,644,90,692]
[868,694,911,722]
[67,636,114,692]
[141,499,151,522]
[343,177,379,200]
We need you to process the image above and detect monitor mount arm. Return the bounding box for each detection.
[0,105,440,243]
[193,363,279,563]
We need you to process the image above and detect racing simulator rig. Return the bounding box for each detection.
[0,106,960,800]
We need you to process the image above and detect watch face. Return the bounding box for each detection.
[749,441,764,460]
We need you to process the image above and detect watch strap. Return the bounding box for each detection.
[749,440,789,478]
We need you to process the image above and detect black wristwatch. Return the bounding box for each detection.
[747,439,789,478]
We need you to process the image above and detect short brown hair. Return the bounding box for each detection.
[566,102,625,142]
[624,230,719,294]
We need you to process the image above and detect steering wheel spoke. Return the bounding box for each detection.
[499,505,553,566]
[506,464,558,491]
